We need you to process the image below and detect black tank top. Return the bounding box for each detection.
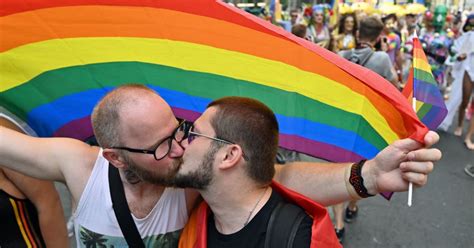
[0,190,46,247]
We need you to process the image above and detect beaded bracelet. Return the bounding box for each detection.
[348,160,375,198]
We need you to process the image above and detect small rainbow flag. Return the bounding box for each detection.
[1,0,428,164]
[402,35,448,130]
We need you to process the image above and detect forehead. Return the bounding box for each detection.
[119,93,177,145]
[194,107,217,132]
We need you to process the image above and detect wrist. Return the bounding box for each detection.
[347,160,375,198]
[361,159,378,195]
[345,163,362,200]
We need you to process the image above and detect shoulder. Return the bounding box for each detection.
[372,51,391,61]
[64,143,99,173]
[62,144,100,204]
[338,50,352,59]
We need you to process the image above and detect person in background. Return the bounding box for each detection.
[382,13,403,84]
[452,15,474,141]
[336,13,358,51]
[289,8,301,27]
[0,116,68,247]
[292,23,309,40]
[306,5,331,49]
[439,14,474,140]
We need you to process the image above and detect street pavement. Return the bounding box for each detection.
[57,120,474,248]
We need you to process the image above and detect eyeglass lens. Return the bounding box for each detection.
[153,121,188,160]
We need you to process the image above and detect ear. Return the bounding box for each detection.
[102,148,127,169]
[218,145,245,170]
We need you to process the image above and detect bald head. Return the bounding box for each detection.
[91,84,172,148]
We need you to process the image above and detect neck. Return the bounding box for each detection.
[119,169,166,218]
[358,39,375,48]
[201,183,271,234]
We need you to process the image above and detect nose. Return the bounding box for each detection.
[168,138,185,158]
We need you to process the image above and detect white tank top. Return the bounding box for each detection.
[73,150,188,247]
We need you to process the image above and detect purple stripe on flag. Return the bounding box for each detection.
[421,105,447,130]
[172,107,201,122]
[414,78,445,106]
[380,192,393,200]
[279,133,365,163]
[53,116,93,140]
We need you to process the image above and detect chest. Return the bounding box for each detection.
[128,201,157,219]
[125,189,163,219]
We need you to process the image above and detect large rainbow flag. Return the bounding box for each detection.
[402,35,448,130]
[0,0,428,164]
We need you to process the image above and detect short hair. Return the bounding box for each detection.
[207,97,278,185]
[292,24,307,38]
[91,84,155,148]
[358,16,384,42]
[338,13,358,37]
[382,13,397,23]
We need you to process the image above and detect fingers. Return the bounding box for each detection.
[392,131,441,155]
[401,171,428,187]
[400,161,434,187]
[392,137,423,152]
[400,161,434,174]
[423,131,440,148]
[406,147,442,162]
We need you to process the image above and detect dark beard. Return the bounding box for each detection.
[124,156,183,186]
[172,143,220,190]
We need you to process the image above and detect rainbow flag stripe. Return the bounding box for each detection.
[0,0,427,163]
[402,37,447,130]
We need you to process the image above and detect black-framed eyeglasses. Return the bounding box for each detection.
[109,120,187,161]
[181,123,249,160]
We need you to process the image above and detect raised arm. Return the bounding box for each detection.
[274,131,441,206]
[3,167,68,247]
[0,119,98,203]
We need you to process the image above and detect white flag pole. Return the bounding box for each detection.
[408,95,416,207]
[408,31,419,207]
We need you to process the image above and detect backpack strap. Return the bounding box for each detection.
[108,164,145,247]
[264,202,307,248]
